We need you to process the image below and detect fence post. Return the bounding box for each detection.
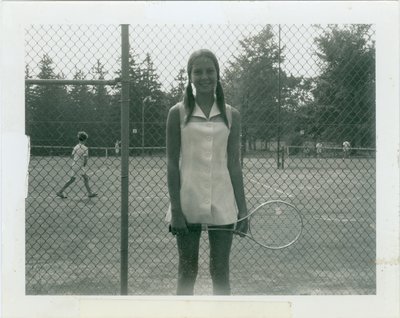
[120,24,130,295]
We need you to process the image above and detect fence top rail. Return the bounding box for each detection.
[25,78,120,85]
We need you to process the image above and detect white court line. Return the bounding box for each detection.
[86,167,116,175]
[311,215,358,223]
[26,194,169,201]
[27,194,283,201]
[133,195,282,201]
[250,179,294,198]
[315,216,377,230]
[26,194,109,201]
[133,196,169,200]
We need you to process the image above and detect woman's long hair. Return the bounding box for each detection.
[183,49,229,127]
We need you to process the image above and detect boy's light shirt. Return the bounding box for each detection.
[72,143,89,164]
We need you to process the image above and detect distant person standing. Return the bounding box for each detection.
[115,140,121,156]
[56,131,97,199]
[303,146,311,157]
[343,140,351,158]
[316,142,323,159]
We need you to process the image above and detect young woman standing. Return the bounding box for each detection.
[166,49,248,295]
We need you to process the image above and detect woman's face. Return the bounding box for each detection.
[190,56,218,95]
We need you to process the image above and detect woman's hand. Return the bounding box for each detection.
[170,211,189,236]
[235,217,249,237]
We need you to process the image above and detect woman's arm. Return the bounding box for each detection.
[166,105,188,232]
[227,108,248,221]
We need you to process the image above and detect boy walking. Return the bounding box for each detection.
[56,131,97,198]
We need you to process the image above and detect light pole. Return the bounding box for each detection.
[142,96,154,155]
[277,24,282,169]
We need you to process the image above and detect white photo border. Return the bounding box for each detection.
[1,2,399,318]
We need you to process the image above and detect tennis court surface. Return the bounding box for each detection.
[26,154,375,295]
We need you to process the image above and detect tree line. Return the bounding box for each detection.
[25,24,375,153]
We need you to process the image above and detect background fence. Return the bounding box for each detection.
[25,24,376,295]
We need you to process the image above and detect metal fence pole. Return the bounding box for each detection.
[120,24,130,295]
[142,99,145,155]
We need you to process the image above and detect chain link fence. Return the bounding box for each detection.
[25,24,375,295]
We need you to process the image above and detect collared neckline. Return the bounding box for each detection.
[192,101,220,119]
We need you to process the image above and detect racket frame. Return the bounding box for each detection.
[203,200,303,250]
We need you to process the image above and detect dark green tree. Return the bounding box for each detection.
[224,26,283,150]
[91,60,109,114]
[312,25,375,147]
[29,54,69,146]
[280,76,316,147]
[25,65,35,136]
[167,68,186,107]
[90,60,114,146]
[114,50,167,149]
[69,70,93,120]
[139,53,168,148]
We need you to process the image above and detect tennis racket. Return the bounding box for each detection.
[204,200,303,250]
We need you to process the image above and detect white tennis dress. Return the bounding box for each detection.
[70,143,88,177]
[167,101,238,226]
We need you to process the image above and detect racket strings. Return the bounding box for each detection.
[249,202,302,248]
